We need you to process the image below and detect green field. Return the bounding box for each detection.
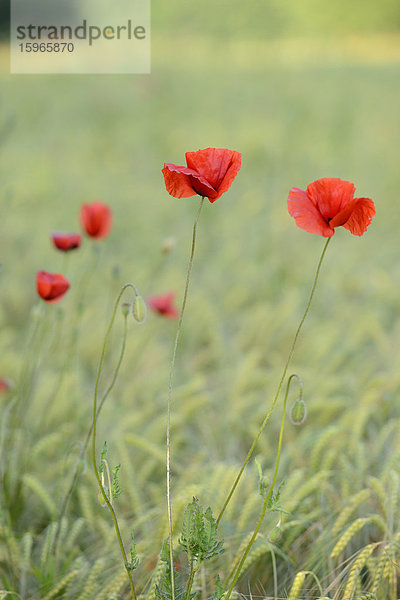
[1,5,400,599]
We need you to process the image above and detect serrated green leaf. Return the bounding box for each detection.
[99,441,108,474]
[112,464,122,499]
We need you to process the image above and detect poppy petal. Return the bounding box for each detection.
[288,187,334,237]
[52,232,82,251]
[148,292,179,319]
[37,271,70,303]
[211,151,242,202]
[306,178,356,222]
[162,164,199,199]
[80,202,112,239]
[185,148,241,202]
[162,163,217,199]
[331,197,376,236]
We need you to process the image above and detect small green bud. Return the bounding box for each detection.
[289,398,307,425]
[97,489,107,507]
[132,295,147,324]
[268,521,281,543]
[121,302,131,317]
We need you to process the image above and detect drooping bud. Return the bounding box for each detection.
[289,398,307,425]
[268,520,282,543]
[97,489,107,507]
[132,295,147,324]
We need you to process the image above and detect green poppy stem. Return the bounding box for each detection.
[167,197,205,600]
[92,283,138,600]
[54,306,129,565]
[217,236,332,526]
[225,374,301,600]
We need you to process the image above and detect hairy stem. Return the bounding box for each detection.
[217,237,332,525]
[54,302,129,564]
[92,283,138,600]
[167,197,205,600]
[185,563,196,600]
[225,374,300,600]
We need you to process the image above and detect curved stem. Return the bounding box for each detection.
[167,197,205,600]
[225,374,300,600]
[92,283,138,600]
[54,314,128,564]
[217,237,331,525]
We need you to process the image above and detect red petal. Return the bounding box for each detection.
[287,187,334,237]
[80,202,112,239]
[0,379,10,394]
[185,148,241,202]
[148,292,179,319]
[306,178,355,222]
[37,271,70,303]
[331,197,376,236]
[162,163,217,199]
[162,164,198,199]
[52,232,82,251]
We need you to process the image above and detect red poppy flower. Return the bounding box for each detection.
[51,232,82,251]
[80,202,112,239]
[287,178,375,237]
[162,147,242,203]
[0,378,11,394]
[148,293,179,319]
[37,271,70,303]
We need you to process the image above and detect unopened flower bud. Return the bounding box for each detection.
[161,236,176,254]
[121,302,131,317]
[132,295,147,324]
[97,489,107,507]
[268,521,282,543]
[289,398,307,425]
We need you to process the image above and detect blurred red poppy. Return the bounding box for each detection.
[80,202,112,239]
[0,378,11,394]
[288,178,375,237]
[37,271,70,303]
[162,147,241,203]
[51,232,82,251]
[148,293,179,319]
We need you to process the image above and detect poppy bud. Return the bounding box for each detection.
[161,236,176,254]
[97,489,107,507]
[268,521,282,543]
[132,295,147,324]
[289,398,307,425]
[121,302,131,317]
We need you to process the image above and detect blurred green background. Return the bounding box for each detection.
[3,0,400,39]
[1,1,400,597]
